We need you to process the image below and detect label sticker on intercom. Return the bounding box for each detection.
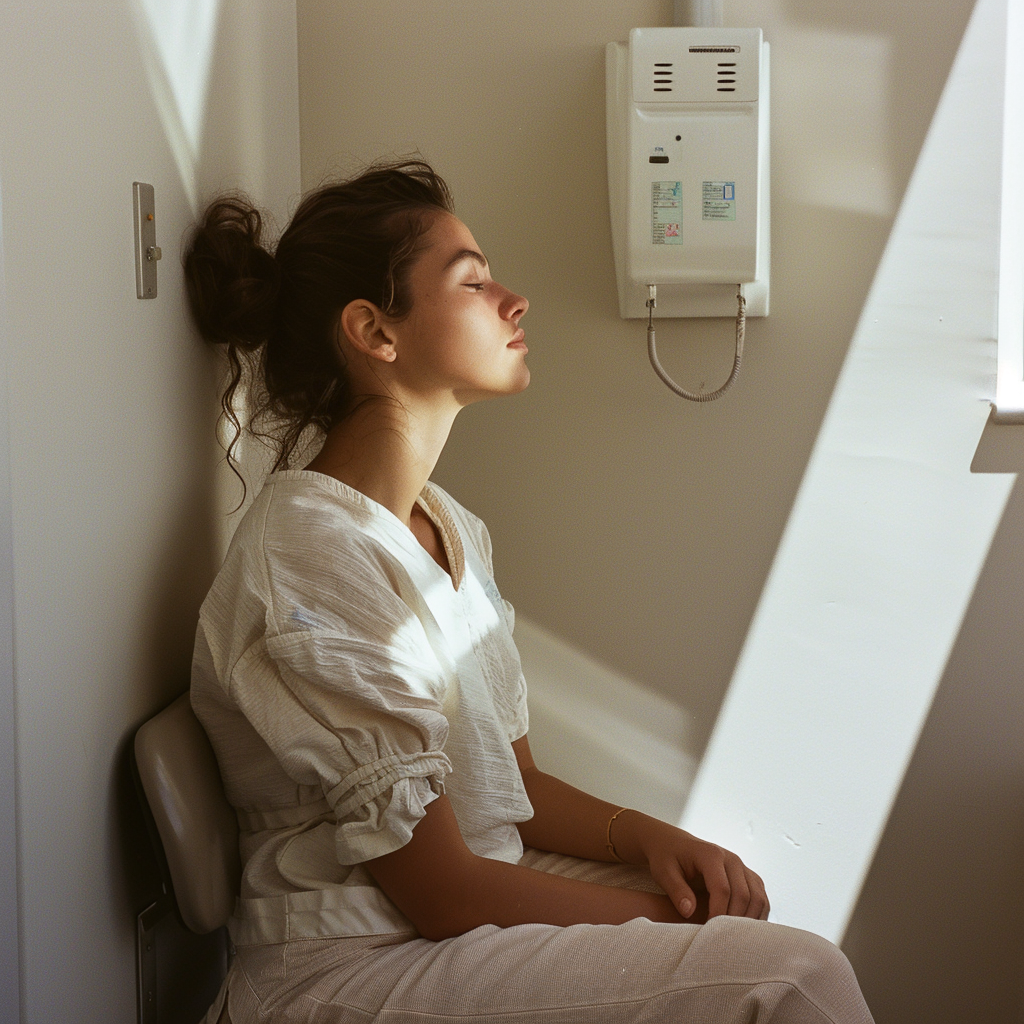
[702,181,736,221]
[652,181,682,245]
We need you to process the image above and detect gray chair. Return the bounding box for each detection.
[133,693,240,1024]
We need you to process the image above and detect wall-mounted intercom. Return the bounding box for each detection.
[606,27,770,400]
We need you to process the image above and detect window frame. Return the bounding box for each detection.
[994,0,1024,419]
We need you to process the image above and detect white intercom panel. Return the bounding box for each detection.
[606,27,770,319]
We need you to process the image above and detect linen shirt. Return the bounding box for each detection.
[191,470,534,944]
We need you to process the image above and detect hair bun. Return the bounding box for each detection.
[184,195,280,352]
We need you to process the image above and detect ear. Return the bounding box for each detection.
[337,299,397,363]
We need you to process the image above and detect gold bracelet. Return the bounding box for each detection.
[606,807,629,863]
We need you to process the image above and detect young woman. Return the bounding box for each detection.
[185,160,874,1024]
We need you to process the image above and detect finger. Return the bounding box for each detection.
[742,868,770,920]
[650,855,699,919]
[701,857,732,919]
[723,855,752,917]
[674,881,699,920]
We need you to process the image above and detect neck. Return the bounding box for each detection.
[305,395,458,525]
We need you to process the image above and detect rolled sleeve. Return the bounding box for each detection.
[326,751,450,863]
[230,625,454,864]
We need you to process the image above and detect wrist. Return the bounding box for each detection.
[608,808,672,866]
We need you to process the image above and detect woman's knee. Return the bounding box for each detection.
[691,917,873,1023]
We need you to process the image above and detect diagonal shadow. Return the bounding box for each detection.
[842,470,1024,1024]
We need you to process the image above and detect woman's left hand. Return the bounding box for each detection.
[624,813,770,922]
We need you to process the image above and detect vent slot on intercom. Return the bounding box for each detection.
[716,61,737,92]
[653,61,674,92]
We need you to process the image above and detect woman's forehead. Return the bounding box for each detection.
[423,212,486,270]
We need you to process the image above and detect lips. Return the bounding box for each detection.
[508,327,527,349]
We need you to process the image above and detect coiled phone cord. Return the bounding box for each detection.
[646,284,745,402]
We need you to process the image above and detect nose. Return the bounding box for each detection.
[501,286,528,323]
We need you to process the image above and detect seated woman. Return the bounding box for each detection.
[185,160,874,1024]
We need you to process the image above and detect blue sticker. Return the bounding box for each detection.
[702,181,736,221]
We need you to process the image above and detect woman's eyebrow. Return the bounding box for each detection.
[443,248,488,272]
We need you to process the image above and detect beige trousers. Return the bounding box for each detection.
[206,848,874,1024]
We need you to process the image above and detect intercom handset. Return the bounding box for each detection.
[606,27,769,400]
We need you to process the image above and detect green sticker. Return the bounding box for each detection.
[652,181,683,244]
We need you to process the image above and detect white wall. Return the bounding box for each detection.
[0,2,299,1020]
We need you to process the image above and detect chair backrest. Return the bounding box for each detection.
[134,693,240,935]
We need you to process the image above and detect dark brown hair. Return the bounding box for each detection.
[183,159,454,483]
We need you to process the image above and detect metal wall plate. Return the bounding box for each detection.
[133,182,160,299]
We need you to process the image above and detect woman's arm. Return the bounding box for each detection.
[363,791,686,940]
[511,734,769,923]
[364,734,768,940]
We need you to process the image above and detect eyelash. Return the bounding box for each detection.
[465,283,486,292]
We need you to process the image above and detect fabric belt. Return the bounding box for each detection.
[229,885,417,945]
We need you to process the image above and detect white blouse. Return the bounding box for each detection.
[191,470,534,944]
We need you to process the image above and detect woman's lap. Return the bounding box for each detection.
[215,851,873,1024]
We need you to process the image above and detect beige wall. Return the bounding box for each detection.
[0,2,299,1019]
[296,1,1024,1021]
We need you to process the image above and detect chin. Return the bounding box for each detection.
[457,370,530,406]
[489,365,531,398]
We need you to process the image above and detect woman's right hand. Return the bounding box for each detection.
[620,813,770,922]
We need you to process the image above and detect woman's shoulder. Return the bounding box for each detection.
[209,470,428,639]
[223,470,415,587]
[259,470,389,538]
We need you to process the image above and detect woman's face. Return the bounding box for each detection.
[390,212,530,406]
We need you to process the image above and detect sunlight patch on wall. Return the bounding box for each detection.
[128,0,221,211]
[681,0,1013,943]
